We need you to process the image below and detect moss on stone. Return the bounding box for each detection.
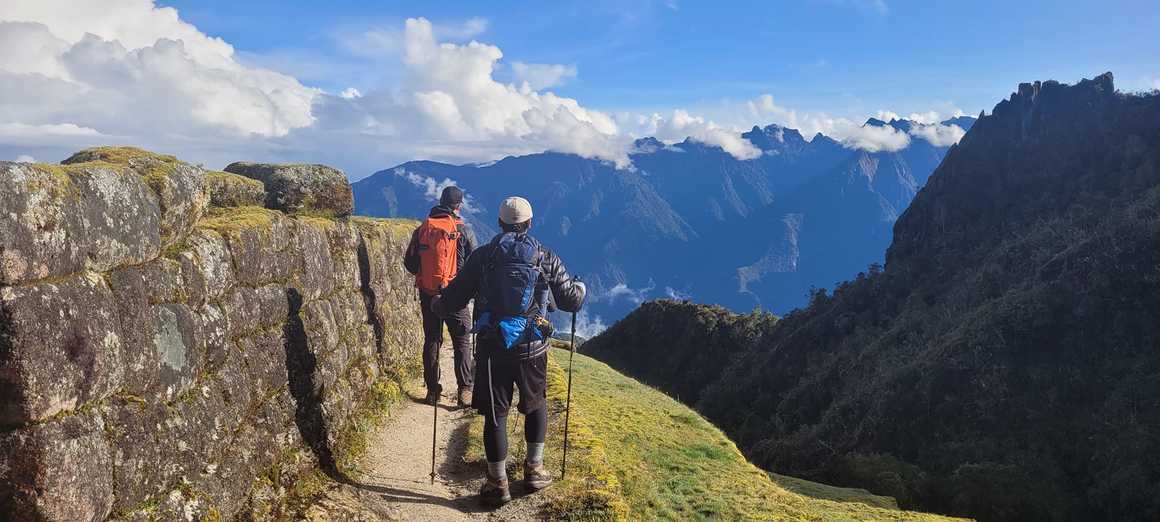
[196,206,279,238]
[63,146,179,166]
[205,170,263,190]
[204,170,265,208]
[61,146,184,190]
[351,216,419,242]
[293,213,340,231]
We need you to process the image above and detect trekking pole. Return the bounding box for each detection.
[561,311,577,479]
[431,355,439,484]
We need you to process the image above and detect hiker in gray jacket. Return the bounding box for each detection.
[432,196,586,505]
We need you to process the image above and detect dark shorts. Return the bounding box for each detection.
[472,336,548,418]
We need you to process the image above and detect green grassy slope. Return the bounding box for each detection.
[468,343,969,521]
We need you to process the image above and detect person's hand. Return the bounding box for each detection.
[430,295,444,316]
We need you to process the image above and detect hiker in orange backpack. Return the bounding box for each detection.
[404,186,476,407]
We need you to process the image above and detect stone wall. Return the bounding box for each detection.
[0,148,423,520]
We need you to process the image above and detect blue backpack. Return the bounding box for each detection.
[475,232,549,348]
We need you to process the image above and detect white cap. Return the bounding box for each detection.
[499,196,533,225]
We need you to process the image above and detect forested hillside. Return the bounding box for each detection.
[584,73,1160,522]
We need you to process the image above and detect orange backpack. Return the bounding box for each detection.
[416,215,461,295]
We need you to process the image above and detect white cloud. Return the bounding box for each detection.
[362,17,632,166]
[748,94,910,152]
[339,87,362,99]
[0,2,318,143]
[904,110,942,125]
[1152,78,1160,91]
[597,280,655,305]
[664,286,691,300]
[874,110,901,122]
[511,61,577,90]
[566,310,608,339]
[908,122,965,147]
[0,122,106,147]
[393,167,482,214]
[635,110,762,160]
[14,154,35,163]
[338,17,490,59]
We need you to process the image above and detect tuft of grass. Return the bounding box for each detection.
[522,346,969,521]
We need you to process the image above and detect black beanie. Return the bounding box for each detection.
[440,185,464,206]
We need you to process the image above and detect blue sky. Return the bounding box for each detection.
[2,0,1158,176]
[163,0,1160,118]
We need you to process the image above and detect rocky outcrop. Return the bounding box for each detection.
[0,147,422,520]
[224,162,354,217]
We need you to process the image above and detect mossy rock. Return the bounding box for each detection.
[205,171,266,208]
[224,162,353,217]
[61,146,209,248]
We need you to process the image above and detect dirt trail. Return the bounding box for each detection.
[302,345,543,521]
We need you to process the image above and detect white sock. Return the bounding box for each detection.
[526,442,545,465]
[487,459,507,481]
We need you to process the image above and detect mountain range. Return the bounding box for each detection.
[351,115,973,330]
[582,72,1160,522]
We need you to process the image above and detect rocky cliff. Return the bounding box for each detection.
[0,147,423,520]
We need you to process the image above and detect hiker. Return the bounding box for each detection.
[404,186,476,408]
[431,196,586,505]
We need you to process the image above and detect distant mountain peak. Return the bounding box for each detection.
[741,123,807,151]
[632,137,666,153]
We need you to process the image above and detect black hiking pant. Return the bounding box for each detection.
[419,292,473,395]
[473,335,550,462]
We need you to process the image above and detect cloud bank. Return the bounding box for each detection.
[0,2,968,172]
[0,2,318,145]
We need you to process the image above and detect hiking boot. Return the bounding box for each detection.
[479,475,511,505]
[425,389,441,406]
[524,461,554,491]
[457,387,473,409]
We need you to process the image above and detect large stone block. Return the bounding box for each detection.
[62,146,209,249]
[197,303,230,371]
[105,400,168,513]
[301,296,338,366]
[325,223,362,292]
[0,410,114,521]
[222,216,294,287]
[205,170,266,208]
[0,271,124,424]
[107,257,187,396]
[224,162,353,217]
[255,284,290,330]
[291,222,335,301]
[179,230,235,306]
[240,328,290,397]
[0,162,160,285]
[152,303,206,402]
[223,285,286,339]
